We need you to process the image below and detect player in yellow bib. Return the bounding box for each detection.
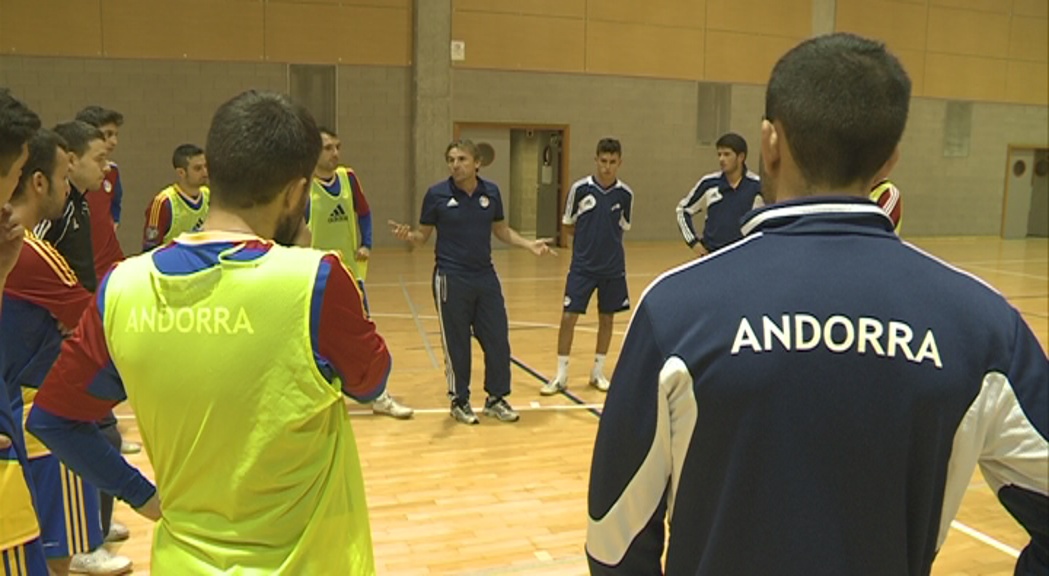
[306,127,413,419]
[142,144,210,251]
[28,91,390,575]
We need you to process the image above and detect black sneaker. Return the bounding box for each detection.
[482,397,520,423]
[450,400,479,425]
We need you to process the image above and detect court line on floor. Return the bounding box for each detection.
[950,521,1020,558]
[959,264,1048,281]
[345,403,605,416]
[399,276,438,369]
[368,271,658,288]
[454,554,586,575]
[370,312,627,337]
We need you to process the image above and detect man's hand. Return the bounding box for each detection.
[135,493,162,521]
[0,434,11,450]
[355,246,370,261]
[388,220,414,242]
[691,243,709,258]
[530,238,557,257]
[0,204,25,280]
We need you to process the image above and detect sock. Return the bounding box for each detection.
[556,355,570,380]
[593,354,607,378]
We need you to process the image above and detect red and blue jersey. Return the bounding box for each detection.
[85,162,126,282]
[26,234,390,508]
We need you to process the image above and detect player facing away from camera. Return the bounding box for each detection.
[587,33,1048,576]
[542,138,633,395]
[28,91,389,575]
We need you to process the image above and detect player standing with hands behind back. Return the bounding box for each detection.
[542,138,633,395]
[389,140,555,425]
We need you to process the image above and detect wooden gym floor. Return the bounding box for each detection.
[108,236,1048,575]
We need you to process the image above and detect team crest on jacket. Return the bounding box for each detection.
[479,196,490,209]
[104,180,113,193]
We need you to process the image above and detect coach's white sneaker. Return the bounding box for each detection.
[69,548,132,575]
[372,391,414,419]
[540,374,567,396]
[589,374,610,392]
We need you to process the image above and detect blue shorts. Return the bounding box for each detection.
[27,455,102,559]
[563,271,630,315]
[1,539,47,576]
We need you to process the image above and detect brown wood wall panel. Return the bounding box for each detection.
[1012,0,1049,18]
[894,48,926,97]
[265,3,410,65]
[835,0,929,52]
[1006,59,1049,104]
[102,0,264,60]
[454,0,586,19]
[586,0,705,29]
[1009,16,1049,62]
[452,11,584,72]
[924,52,1008,100]
[586,21,703,80]
[0,0,102,56]
[930,0,1010,12]
[273,0,408,6]
[704,31,798,84]
[927,7,1011,58]
[706,0,810,38]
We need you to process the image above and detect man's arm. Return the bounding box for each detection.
[26,291,158,513]
[348,171,373,250]
[491,221,555,256]
[587,301,693,574]
[110,166,123,226]
[676,180,712,254]
[389,221,434,246]
[143,196,172,251]
[937,312,1048,573]
[313,254,392,402]
[0,204,25,450]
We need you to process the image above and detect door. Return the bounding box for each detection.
[1026,149,1048,237]
[535,131,562,241]
[1002,148,1037,239]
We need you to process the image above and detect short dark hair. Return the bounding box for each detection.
[172,143,205,169]
[52,121,104,157]
[445,139,480,160]
[13,129,69,201]
[0,89,42,177]
[765,33,910,190]
[596,138,622,156]
[75,105,124,128]
[206,90,320,209]
[715,133,747,157]
[318,126,338,139]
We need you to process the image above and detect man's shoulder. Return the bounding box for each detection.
[16,234,77,286]
[693,171,724,190]
[426,180,452,196]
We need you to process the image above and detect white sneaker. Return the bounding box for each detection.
[104,521,129,543]
[371,392,414,419]
[589,374,610,392]
[69,548,132,575]
[540,374,567,396]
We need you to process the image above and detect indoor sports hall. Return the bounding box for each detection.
[0,0,1045,574]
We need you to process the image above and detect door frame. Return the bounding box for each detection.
[1000,143,1046,237]
[454,122,572,247]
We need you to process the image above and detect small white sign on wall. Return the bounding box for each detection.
[451,40,466,62]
